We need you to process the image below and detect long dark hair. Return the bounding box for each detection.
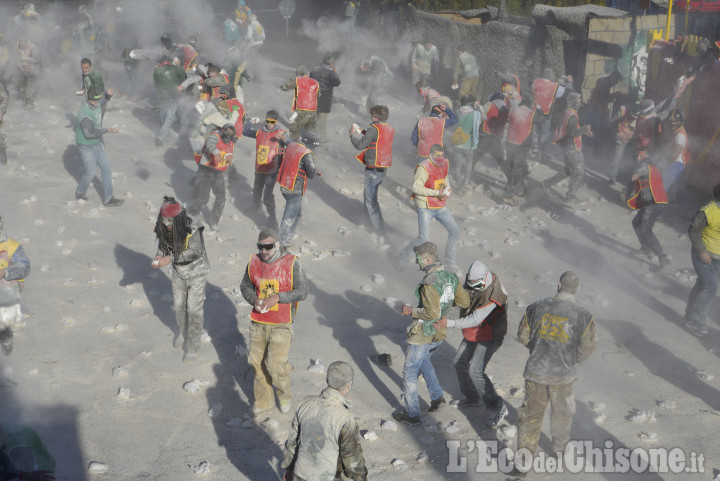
[154,196,192,260]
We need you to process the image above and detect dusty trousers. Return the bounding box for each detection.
[191,166,227,226]
[171,271,207,353]
[249,322,293,411]
[517,379,575,454]
[289,111,317,141]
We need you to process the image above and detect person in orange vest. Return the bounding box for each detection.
[625,157,670,272]
[397,144,460,272]
[433,260,509,426]
[276,134,322,247]
[477,92,510,180]
[502,102,538,206]
[411,104,456,159]
[188,123,237,231]
[240,227,309,415]
[151,197,210,363]
[531,68,560,157]
[0,217,30,356]
[349,105,395,240]
[541,93,593,203]
[280,66,320,141]
[243,110,291,229]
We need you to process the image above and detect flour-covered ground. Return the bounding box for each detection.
[0,32,718,481]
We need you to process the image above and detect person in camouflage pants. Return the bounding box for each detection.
[282,361,368,481]
[281,66,319,141]
[0,81,7,165]
[514,271,597,477]
[152,197,210,363]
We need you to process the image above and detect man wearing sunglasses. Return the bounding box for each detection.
[434,261,509,426]
[241,228,309,416]
[243,110,290,229]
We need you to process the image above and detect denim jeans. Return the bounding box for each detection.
[453,338,504,409]
[191,166,227,225]
[279,191,303,245]
[453,148,477,190]
[504,142,530,197]
[76,143,114,203]
[685,249,720,326]
[401,207,460,266]
[253,172,278,228]
[364,168,386,235]
[157,101,179,143]
[403,341,444,417]
[545,149,584,199]
[610,137,630,182]
[632,203,666,257]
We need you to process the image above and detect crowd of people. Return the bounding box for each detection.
[1,1,720,480]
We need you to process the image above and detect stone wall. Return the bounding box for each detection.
[584,14,675,98]
[413,9,571,102]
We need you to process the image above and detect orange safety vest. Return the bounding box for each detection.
[293,76,319,112]
[248,253,297,324]
[532,78,558,115]
[226,98,245,134]
[356,123,395,168]
[413,157,449,209]
[417,116,445,158]
[277,142,311,194]
[177,44,199,72]
[482,101,508,137]
[198,132,235,172]
[255,128,286,173]
[552,108,582,152]
[627,164,668,209]
[506,105,535,145]
[210,72,230,100]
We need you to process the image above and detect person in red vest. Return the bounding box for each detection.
[244,110,291,229]
[280,66,320,141]
[503,102,538,206]
[477,92,510,180]
[350,105,395,240]
[397,144,460,272]
[411,104,456,159]
[531,68,560,157]
[240,227,309,415]
[542,93,593,203]
[626,158,670,272]
[434,260,509,426]
[188,123,237,231]
[276,134,322,247]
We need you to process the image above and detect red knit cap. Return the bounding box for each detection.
[160,201,183,218]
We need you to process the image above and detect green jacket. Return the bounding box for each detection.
[82,69,104,93]
[407,263,470,344]
[153,62,186,101]
[75,99,103,146]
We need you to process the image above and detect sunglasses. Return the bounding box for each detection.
[265,119,277,124]
[466,278,487,289]
[257,242,276,251]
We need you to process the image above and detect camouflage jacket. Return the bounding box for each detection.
[282,387,367,481]
[155,226,210,280]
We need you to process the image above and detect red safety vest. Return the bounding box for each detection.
[627,164,668,209]
[293,76,319,112]
[482,101,508,137]
[277,142,311,194]
[414,157,448,209]
[532,78,558,115]
[506,105,535,145]
[417,116,445,158]
[461,276,507,342]
[552,108,582,152]
[248,253,297,324]
[198,132,235,172]
[210,72,230,100]
[674,127,690,166]
[356,123,395,168]
[255,129,286,173]
[177,44,199,72]
[226,98,245,135]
